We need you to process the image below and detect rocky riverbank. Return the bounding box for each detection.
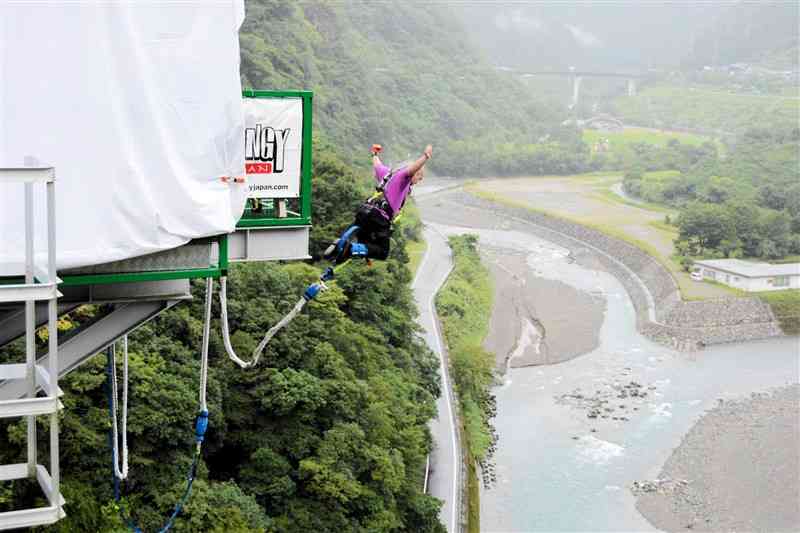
[635,384,800,532]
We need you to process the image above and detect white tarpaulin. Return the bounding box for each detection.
[0,1,248,271]
[244,97,303,198]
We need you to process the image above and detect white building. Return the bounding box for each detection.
[693,259,800,292]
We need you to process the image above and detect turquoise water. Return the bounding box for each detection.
[470,227,800,532]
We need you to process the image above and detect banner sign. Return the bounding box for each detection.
[243,97,303,198]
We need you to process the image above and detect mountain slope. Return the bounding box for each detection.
[240,1,577,175]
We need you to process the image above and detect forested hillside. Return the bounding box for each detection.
[622,127,800,261]
[2,3,543,529]
[0,151,446,532]
[239,0,582,177]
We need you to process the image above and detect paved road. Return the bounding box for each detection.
[412,225,460,533]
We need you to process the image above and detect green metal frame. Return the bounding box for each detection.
[239,89,313,228]
[58,235,229,286]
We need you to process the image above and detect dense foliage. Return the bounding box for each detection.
[0,150,445,532]
[621,127,800,260]
[435,235,497,532]
[239,0,583,178]
[611,84,800,134]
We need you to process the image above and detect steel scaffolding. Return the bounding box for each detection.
[0,167,65,530]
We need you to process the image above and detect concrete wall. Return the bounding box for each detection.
[456,191,785,350]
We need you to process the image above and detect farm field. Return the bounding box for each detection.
[583,127,708,149]
[466,174,735,300]
[612,84,800,133]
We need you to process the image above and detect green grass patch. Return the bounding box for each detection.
[406,238,427,279]
[755,289,800,335]
[435,234,496,532]
[396,200,427,278]
[584,127,708,148]
[769,256,800,265]
[590,187,675,214]
[613,84,800,133]
[466,461,480,533]
[647,220,678,234]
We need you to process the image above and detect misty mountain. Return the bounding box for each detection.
[685,1,799,69]
[455,2,797,72]
[455,2,720,71]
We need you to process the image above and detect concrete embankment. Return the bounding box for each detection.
[451,191,784,350]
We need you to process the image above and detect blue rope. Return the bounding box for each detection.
[106,346,207,533]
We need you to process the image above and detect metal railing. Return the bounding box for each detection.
[0,167,65,530]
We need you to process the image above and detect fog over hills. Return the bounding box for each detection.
[455,1,798,71]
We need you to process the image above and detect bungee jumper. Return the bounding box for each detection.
[104,145,435,529]
[219,143,434,367]
[323,142,433,263]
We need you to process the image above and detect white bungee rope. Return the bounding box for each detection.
[109,336,129,480]
[108,278,215,481]
[219,276,309,369]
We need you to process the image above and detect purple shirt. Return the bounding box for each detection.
[374,162,411,219]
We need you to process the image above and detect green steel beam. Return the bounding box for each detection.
[236,216,311,228]
[59,267,221,287]
[219,234,229,274]
[58,234,227,287]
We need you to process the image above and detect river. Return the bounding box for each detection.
[414,184,799,532]
[472,226,798,532]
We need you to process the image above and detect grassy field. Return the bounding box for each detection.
[466,174,737,300]
[396,201,427,279]
[584,127,722,169]
[406,238,427,279]
[755,290,800,335]
[435,235,495,533]
[584,127,708,148]
[612,84,800,133]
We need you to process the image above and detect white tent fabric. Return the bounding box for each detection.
[0,1,248,271]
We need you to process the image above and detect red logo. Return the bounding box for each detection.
[246,162,273,174]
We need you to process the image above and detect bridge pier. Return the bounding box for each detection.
[571,76,583,108]
[627,78,637,97]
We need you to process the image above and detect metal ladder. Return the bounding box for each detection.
[0,167,65,530]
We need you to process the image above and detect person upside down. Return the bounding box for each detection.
[324,143,433,262]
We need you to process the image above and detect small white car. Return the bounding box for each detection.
[690,270,703,281]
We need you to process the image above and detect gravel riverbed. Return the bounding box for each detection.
[636,384,800,533]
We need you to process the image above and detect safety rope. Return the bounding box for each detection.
[220,276,307,369]
[109,336,129,480]
[107,277,213,533]
[219,259,352,369]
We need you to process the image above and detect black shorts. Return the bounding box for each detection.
[354,202,392,260]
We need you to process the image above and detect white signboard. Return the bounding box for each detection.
[243,97,302,198]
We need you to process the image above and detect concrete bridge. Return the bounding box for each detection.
[517,70,646,106]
